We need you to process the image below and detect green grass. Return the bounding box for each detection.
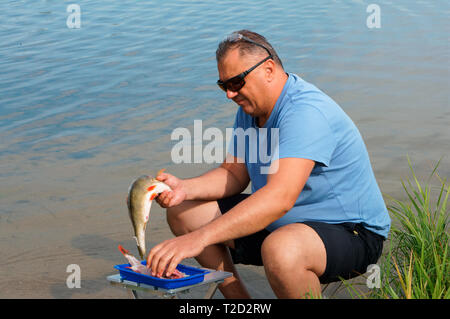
[340,157,449,299]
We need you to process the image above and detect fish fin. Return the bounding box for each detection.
[150,193,158,200]
[156,168,166,177]
[118,244,129,256]
[147,185,156,192]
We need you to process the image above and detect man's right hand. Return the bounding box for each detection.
[155,171,186,208]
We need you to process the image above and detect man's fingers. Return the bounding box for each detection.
[165,255,182,277]
[156,169,168,182]
[162,191,173,207]
[151,244,172,277]
[155,190,170,207]
[146,241,177,278]
[155,191,165,203]
[156,253,173,278]
[156,173,167,181]
[146,249,154,269]
[146,243,163,270]
[146,239,180,278]
[150,252,163,276]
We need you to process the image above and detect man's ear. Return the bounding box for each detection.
[265,59,276,82]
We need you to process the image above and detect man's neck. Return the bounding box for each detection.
[256,72,288,127]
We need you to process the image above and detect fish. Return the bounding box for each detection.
[118,244,153,275]
[126,169,171,260]
[118,244,185,279]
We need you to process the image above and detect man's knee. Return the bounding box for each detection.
[261,224,326,276]
[261,228,301,273]
[166,203,190,236]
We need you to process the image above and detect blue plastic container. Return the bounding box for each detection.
[114,261,210,289]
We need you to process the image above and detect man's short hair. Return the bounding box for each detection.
[216,30,284,69]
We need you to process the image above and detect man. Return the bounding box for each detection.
[146,30,390,298]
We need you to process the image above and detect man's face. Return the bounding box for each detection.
[217,48,268,117]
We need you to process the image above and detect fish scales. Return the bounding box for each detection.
[127,173,171,259]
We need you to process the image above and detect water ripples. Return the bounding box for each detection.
[0,0,448,208]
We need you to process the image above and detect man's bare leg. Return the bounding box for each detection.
[166,200,251,299]
[261,223,327,298]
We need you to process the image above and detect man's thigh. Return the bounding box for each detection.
[302,221,384,283]
[217,194,384,284]
[166,200,219,232]
[167,199,235,248]
[217,194,326,271]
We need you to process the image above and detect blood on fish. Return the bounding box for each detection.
[150,193,157,200]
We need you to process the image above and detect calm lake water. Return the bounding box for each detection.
[0,0,448,298]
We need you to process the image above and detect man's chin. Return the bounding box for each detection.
[241,107,255,116]
[236,101,254,114]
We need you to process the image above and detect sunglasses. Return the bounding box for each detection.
[217,33,273,92]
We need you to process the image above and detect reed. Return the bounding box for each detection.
[341,157,449,299]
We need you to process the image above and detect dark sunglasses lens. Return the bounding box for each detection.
[217,77,245,92]
[217,82,226,91]
[227,78,245,92]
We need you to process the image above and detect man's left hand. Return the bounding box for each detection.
[146,231,207,278]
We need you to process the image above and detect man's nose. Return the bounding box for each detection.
[226,89,238,99]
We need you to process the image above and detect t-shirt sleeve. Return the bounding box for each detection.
[278,104,337,167]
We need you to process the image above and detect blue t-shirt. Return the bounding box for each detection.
[229,73,391,238]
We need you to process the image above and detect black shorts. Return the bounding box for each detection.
[218,193,385,284]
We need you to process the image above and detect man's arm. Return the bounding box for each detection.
[148,157,315,276]
[197,157,314,244]
[184,153,250,201]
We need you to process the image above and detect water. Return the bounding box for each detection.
[0,0,448,298]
